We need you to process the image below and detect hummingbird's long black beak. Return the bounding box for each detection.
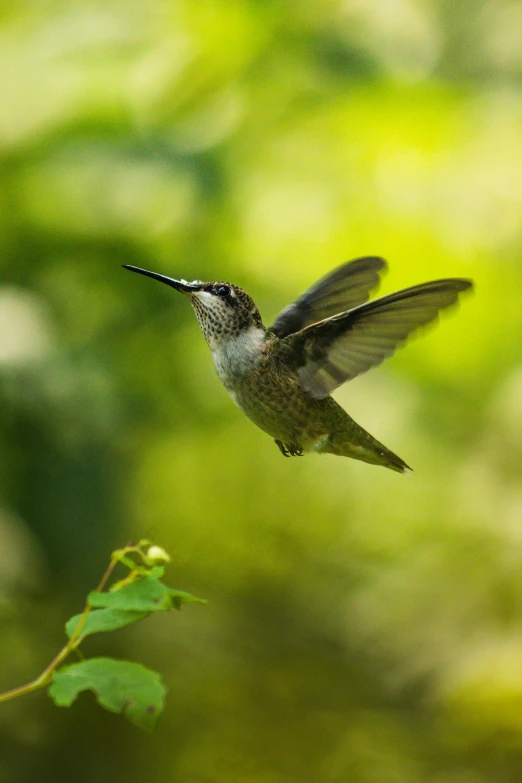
[122,265,202,293]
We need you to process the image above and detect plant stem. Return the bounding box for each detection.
[0,545,126,705]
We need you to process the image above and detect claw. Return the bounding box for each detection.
[275,439,290,457]
[275,440,303,457]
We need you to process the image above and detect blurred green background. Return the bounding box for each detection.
[1,1,522,781]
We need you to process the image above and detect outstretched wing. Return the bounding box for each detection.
[269,257,387,339]
[281,278,473,399]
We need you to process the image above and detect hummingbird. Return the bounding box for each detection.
[123,258,472,473]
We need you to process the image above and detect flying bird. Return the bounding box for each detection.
[124,257,472,473]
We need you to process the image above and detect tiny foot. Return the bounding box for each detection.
[275,439,290,457]
[275,440,303,457]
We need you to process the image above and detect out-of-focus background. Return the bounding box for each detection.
[1,1,521,781]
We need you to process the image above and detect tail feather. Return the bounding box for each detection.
[324,416,412,474]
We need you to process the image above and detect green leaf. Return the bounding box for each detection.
[88,575,172,611]
[169,588,207,609]
[49,658,166,731]
[87,575,205,613]
[65,609,150,640]
[148,565,165,579]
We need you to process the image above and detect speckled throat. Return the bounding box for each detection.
[187,289,267,386]
[188,287,264,348]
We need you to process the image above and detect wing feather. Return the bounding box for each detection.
[283,278,473,398]
[270,257,386,338]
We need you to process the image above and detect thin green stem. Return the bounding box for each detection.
[0,543,133,706]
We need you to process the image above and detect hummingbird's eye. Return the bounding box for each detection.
[215,284,230,297]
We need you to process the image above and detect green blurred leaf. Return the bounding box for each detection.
[87,574,205,612]
[88,575,172,611]
[48,658,166,731]
[65,608,150,640]
[169,588,207,609]
[148,565,166,579]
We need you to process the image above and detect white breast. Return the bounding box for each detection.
[210,327,265,387]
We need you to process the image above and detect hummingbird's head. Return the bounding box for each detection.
[123,266,264,347]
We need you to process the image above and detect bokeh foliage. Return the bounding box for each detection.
[1,1,522,781]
